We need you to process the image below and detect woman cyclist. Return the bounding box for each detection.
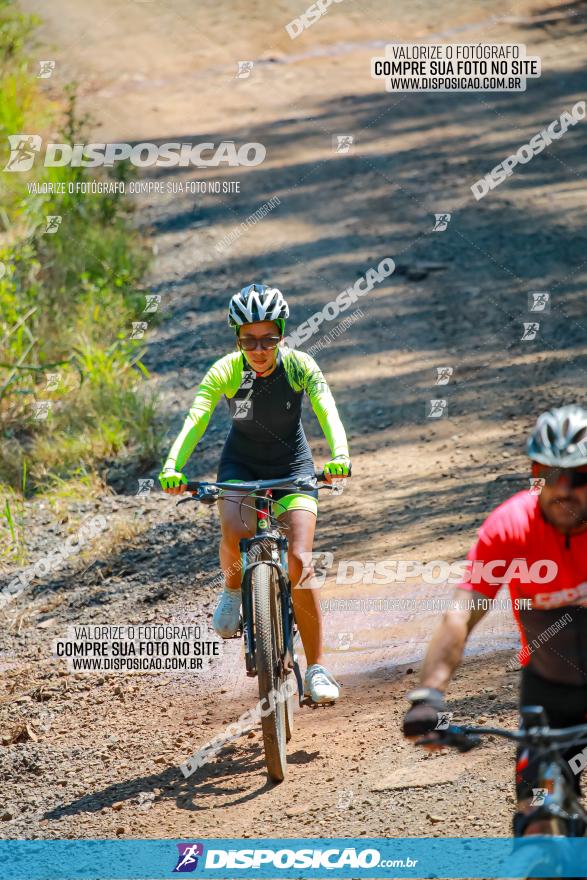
[158,283,352,703]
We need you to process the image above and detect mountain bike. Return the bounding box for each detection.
[423,707,587,878]
[178,471,339,783]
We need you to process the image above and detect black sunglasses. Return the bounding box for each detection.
[238,335,281,351]
[532,462,587,489]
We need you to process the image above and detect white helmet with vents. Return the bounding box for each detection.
[527,405,587,467]
[228,283,289,334]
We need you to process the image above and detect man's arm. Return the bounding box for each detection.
[419,588,491,692]
[403,505,517,741]
[402,589,491,741]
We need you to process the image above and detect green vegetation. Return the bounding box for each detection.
[0,0,162,565]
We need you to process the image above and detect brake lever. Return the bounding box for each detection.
[176,494,199,506]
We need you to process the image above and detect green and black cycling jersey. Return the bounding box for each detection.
[163,347,349,485]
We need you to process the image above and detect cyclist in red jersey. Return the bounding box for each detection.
[402,405,587,836]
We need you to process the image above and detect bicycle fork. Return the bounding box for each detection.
[239,537,256,676]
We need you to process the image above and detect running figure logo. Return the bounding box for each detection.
[37,60,56,78]
[236,61,254,78]
[44,215,62,234]
[31,401,51,420]
[529,292,550,313]
[435,711,453,730]
[427,399,447,419]
[232,396,253,419]
[435,366,453,385]
[432,213,451,232]
[521,322,539,341]
[173,843,204,872]
[130,321,148,339]
[4,135,42,172]
[231,379,253,419]
[334,135,354,153]
[240,369,255,390]
[143,294,161,313]
[45,372,61,391]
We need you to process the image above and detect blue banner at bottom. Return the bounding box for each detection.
[0,838,586,879]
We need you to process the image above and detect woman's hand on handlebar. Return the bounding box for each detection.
[158,469,187,495]
[323,456,352,482]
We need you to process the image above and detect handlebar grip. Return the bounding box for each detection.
[449,729,481,752]
[419,728,481,753]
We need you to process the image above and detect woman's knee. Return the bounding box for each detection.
[289,546,315,585]
[221,522,249,546]
[219,499,255,542]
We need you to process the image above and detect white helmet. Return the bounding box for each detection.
[527,405,587,467]
[228,283,289,334]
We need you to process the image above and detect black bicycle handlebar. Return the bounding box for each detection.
[423,719,587,753]
[185,471,335,494]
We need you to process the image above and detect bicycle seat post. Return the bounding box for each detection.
[255,490,271,534]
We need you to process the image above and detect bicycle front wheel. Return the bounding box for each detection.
[284,673,295,743]
[253,561,287,782]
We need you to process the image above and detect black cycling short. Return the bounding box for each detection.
[515,665,587,800]
[217,457,318,505]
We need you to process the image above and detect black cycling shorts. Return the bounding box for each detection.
[217,458,318,505]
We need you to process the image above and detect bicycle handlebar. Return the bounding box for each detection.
[185,471,332,494]
[423,720,587,753]
[174,471,348,509]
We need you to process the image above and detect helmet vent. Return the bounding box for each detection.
[527,405,587,466]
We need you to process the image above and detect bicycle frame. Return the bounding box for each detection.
[430,710,587,838]
[180,471,338,711]
[238,489,304,701]
[516,707,587,837]
[516,747,587,837]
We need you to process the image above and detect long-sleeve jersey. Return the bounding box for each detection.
[163,347,349,475]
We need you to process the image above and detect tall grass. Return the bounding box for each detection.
[0,0,163,564]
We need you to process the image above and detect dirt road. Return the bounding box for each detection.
[2,0,587,841]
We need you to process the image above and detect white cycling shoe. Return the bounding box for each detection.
[212,588,241,638]
[304,664,340,704]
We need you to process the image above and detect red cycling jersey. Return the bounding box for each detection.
[457,490,587,685]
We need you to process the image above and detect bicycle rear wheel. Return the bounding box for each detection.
[253,561,287,782]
